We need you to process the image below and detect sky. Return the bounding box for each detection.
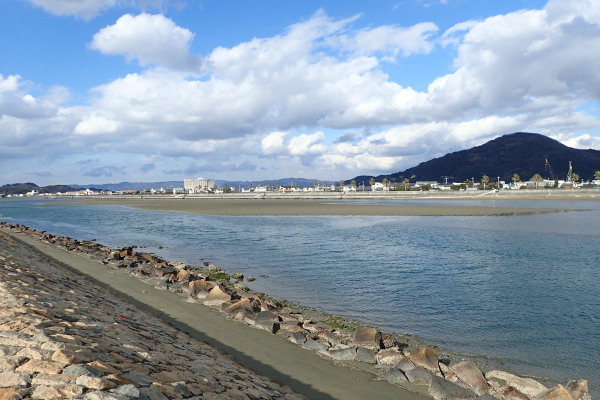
[2,0,600,186]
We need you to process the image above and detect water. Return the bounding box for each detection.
[1,198,599,394]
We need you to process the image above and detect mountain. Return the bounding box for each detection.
[353,132,600,184]
[223,178,327,188]
[0,183,85,195]
[70,181,183,191]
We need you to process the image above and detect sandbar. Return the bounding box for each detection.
[54,198,565,216]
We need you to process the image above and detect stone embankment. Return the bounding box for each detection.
[0,222,593,400]
[0,227,303,400]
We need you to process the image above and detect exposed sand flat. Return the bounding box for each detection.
[2,228,429,400]
[54,198,567,216]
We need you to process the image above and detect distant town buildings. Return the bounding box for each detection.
[184,177,216,193]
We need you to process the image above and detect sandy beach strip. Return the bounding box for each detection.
[3,228,429,400]
[52,198,568,216]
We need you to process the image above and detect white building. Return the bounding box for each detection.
[184,177,216,193]
[371,182,386,191]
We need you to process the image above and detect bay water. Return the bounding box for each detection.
[1,198,598,394]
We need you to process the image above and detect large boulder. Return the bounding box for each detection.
[405,367,434,385]
[536,385,576,400]
[408,347,441,374]
[376,348,406,366]
[564,380,590,400]
[279,321,304,333]
[153,266,175,277]
[202,285,231,306]
[394,357,416,373]
[487,370,548,398]
[323,347,356,361]
[385,367,409,385]
[188,279,213,298]
[220,298,252,314]
[140,253,159,263]
[174,269,191,282]
[245,310,279,324]
[352,327,383,350]
[497,386,530,400]
[301,338,329,353]
[450,360,491,395]
[119,247,133,258]
[244,310,280,333]
[318,330,342,346]
[355,347,377,364]
[429,375,477,400]
[381,333,397,349]
[289,332,307,345]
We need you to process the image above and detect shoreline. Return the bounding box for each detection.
[0,222,592,400]
[19,187,600,204]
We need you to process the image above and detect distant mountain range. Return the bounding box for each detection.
[0,183,83,196]
[350,132,600,184]
[69,178,324,192]
[69,181,182,191]
[0,178,328,195]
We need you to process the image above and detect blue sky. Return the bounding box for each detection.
[1,0,599,185]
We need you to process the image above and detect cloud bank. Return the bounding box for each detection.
[27,0,117,19]
[3,0,600,184]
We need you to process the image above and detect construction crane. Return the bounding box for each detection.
[544,158,555,180]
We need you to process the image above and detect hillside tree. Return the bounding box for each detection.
[403,178,410,191]
[481,175,489,190]
[572,173,580,183]
[531,173,543,189]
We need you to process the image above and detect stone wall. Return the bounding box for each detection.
[0,228,303,400]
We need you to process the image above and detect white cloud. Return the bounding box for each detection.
[333,22,438,58]
[81,12,442,143]
[0,75,20,92]
[260,132,288,155]
[74,113,121,135]
[0,74,68,119]
[432,1,600,115]
[553,133,600,149]
[90,13,201,70]
[27,0,116,19]
[289,132,326,155]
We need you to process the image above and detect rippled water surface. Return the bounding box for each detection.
[2,198,599,394]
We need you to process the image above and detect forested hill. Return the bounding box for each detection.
[0,183,82,195]
[357,132,600,183]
